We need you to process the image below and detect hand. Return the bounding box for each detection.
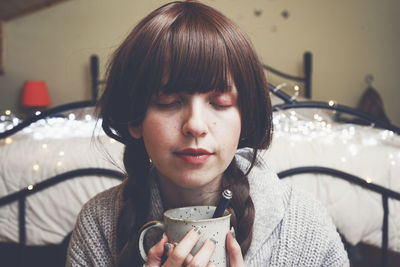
[226,229,245,267]
[146,227,217,267]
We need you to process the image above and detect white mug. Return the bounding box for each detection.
[138,206,231,266]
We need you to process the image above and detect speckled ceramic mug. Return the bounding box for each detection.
[138,206,231,266]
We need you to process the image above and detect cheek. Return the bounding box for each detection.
[216,110,241,145]
[140,114,178,151]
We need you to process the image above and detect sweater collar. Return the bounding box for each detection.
[234,148,287,261]
[147,167,165,221]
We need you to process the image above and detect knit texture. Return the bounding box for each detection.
[66,149,349,266]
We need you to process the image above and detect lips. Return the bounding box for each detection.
[174,148,213,165]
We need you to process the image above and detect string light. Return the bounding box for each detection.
[5,137,13,144]
[42,144,48,149]
[5,110,11,116]
[27,185,34,190]
[33,164,40,171]
[59,151,65,156]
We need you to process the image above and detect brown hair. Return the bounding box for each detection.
[98,1,272,265]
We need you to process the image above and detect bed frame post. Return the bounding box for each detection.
[382,195,389,267]
[304,52,312,99]
[18,198,26,266]
[90,55,99,103]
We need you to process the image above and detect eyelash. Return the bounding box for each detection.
[211,102,231,110]
[155,101,181,108]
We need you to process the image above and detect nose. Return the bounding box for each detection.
[182,101,208,138]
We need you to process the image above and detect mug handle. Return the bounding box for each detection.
[138,220,166,262]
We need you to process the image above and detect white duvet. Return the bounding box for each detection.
[0,110,124,245]
[263,108,400,252]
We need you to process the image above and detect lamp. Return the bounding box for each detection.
[21,80,51,108]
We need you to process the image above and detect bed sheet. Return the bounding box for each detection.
[263,108,400,252]
[0,111,124,245]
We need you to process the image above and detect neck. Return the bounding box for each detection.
[157,173,223,210]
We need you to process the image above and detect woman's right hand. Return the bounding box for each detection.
[146,227,217,267]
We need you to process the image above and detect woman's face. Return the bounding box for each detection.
[129,85,241,191]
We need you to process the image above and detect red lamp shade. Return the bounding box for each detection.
[21,80,51,107]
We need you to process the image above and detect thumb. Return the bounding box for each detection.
[226,229,245,267]
[147,234,168,266]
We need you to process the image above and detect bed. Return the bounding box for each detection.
[0,102,125,266]
[263,54,400,267]
[1,53,399,266]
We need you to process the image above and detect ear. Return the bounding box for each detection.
[128,125,143,139]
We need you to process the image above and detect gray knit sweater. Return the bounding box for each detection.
[67,149,349,266]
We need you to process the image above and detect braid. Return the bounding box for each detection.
[117,140,151,267]
[222,155,256,256]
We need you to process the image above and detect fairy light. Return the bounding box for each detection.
[366,177,373,183]
[35,111,41,116]
[68,113,76,120]
[85,114,92,121]
[5,110,11,116]
[57,161,63,167]
[33,164,40,171]
[27,185,34,190]
[5,137,13,144]
[42,144,48,149]
[59,151,65,156]
[341,157,347,163]
[109,138,116,144]
[328,100,335,107]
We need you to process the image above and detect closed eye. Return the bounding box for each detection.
[211,102,232,110]
[153,93,181,109]
[155,101,181,109]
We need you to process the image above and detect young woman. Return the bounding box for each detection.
[67,1,349,266]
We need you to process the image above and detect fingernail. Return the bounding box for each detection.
[210,237,217,244]
[164,243,172,252]
[230,226,236,239]
[194,226,202,235]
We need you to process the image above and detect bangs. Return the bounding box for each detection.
[157,9,232,95]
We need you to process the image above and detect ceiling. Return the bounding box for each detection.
[0,0,68,21]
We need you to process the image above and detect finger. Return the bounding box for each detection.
[183,253,193,266]
[162,243,173,264]
[226,230,245,267]
[147,233,168,266]
[164,227,202,266]
[206,262,217,267]
[188,238,216,267]
[169,243,193,267]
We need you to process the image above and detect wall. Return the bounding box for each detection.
[0,0,399,126]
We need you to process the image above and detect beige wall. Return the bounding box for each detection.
[1,0,399,126]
